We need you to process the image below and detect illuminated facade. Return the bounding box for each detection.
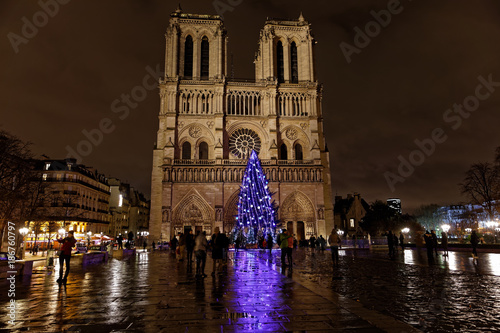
[150,9,334,242]
[109,178,150,238]
[28,159,110,246]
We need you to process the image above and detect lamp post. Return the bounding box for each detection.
[19,227,29,260]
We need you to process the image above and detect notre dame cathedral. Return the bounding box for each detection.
[150,7,334,242]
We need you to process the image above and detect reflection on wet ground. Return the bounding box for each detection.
[0,248,498,332]
[0,250,392,332]
[255,248,500,333]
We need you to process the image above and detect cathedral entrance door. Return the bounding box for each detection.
[195,226,202,235]
[184,226,192,234]
[296,221,305,241]
[287,221,293,234]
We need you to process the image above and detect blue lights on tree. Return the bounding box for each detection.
[236,150,276,244]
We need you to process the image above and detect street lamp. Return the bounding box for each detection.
[19,227,29,259]
[441,224,451,233]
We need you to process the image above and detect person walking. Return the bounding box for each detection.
[278,229,291,266]
[399,232,405,251]
[211,227,224,276]
[471,230,479,259]
[194,231,208,278]
[309,235,316,252]
[170,235,178,255]
[177,232,186,261]
[318,235,326,252]
[387,231,395,257]
[186,229,195,265]
[143,240,147,251]
[431,230,439,256]
[117,235,123,250]
[286,230,294,267]
[266,233,273,254]
[441,231,448,257]
[424,230,434,262]
[328,228,340,267]
[56,230,77,285]
[393,233,399,253]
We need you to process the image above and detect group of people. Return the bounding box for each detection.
[386,231,406,257]
[167,227,230,278]
[308,235,327,252]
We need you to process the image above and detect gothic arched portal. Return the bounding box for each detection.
[172,190,214,235]
[280,191,316,240]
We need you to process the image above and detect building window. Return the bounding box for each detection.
[290,42,298,83]
[350,218,355,228]
[42,174,47,181]
[294,144,303,160]
[182,142,191,159]
[184,35,193,78]
[200,36,209,79]
[280,144,288,160]
[276,41,284,83]
[199,142,208,160]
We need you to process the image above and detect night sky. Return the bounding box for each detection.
[2,0,500,212]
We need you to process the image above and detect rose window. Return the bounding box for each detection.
[229,128,261,158]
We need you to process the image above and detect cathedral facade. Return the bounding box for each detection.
[150,8,334,242]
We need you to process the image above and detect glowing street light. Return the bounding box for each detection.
[441,224,451,233]
[465,228,472,233]
[401,228,410,234]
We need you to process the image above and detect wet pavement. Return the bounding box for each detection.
[0,249,417,333]
[254,247,500,333]
[0,248,498,332]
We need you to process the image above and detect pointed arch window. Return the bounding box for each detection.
[277,41,284,83]
[199,142,209,159]
[184,36,193,79]
[290,42,298,83]
[294,144,303,160]
[200,36,209,79]
[182,142,191,160]
[280,144,288,160]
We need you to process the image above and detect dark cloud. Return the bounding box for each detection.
[2,0,500,212]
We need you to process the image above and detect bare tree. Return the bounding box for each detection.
[0,131,36,250]
[460,162,500,220]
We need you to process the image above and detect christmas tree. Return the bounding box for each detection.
[236,150,276,244]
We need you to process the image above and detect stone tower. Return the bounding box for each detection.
[150,8,334,242]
